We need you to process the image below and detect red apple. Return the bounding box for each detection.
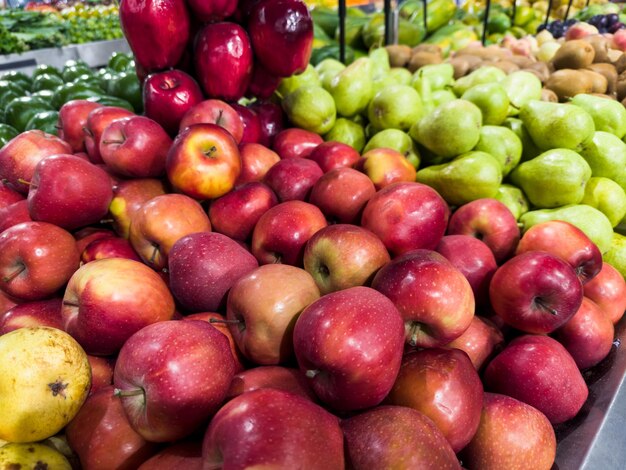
[226,264,320,365]
[57,100,103,153]
[372,249,475,348]
[226,366,316,401]
[386,347,484,452]
[308,167,376,224]
[232,103,262,145]
[445,315,504,370]
[0,180,24,210]
[66,386,158,470]
[342,406,461,470]
[361,182,450,256]
[293,286,405,411]
[0,200,32,233]
[489,251,583,334]
[166,123,241,200]
[74,227,116,254]
[184,312,246,372]
[194,22,253,102]
[208,182,277,241]
[0,130,72,193]
[484,334,589,424]
[62,258,176,355]
[88,355,115,396]
[27,154,114,230]
[303,224,390,295]
[248,101,285,147]
[168,231,258,313]
[186,0,237,22]
[129,193,211,271]
[137,441,203,470]
[84,106,135,164]
[0,221,79,301]
[263,158,323,202]
[202,388,344,468]
[100,116,172,178]
[447,198,520,264]
[0,290,18,316]
[462,393,556,470]
[553,297,615,369]
[235,142,281,185]
[179,99,244,143]
[81,236,141,263]
[436,234,498,307]
[142,69,204,136]
[0,298,63,335]
[307,141,361,173]
[108,178,167,239]
[248,0,313,77]
[246,60,282,99]
[354,147,417,190]
[251,200,327,266]
[516,220,603,284]
[119,0,190,72]
[584,262,626,324]
[114,320,236,442]
[271,128,323,159]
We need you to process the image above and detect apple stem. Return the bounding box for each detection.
[305,369,320,379]
[99,219,114,224]
[2,263,25,283]
[62,300,80,308]
[150,244,160,265]
[215,109,224,127]
[535,298,558,316]
[407,322,421,347]
[517,222,524,229]
[83,126,93,138]
[113,387,144,398]
[209,318,241,325]
[17,178,33,187]
[203,146,218,158]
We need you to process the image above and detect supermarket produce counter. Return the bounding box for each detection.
[0,38,130,74]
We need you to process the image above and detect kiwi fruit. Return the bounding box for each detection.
[507,55,535,68]
[580,69,608,94]
[613,52,626,74]
[617,77,626,101]
[386,45,413,68]
[488,60,520,74]
[587,63,617,97]
[583,35,610,63]
[449,56,482,79]
[551,40,595,70]
[412,44,442,56]
[541,88,559,102]
[407,51,443,72]
[523,61,551,83]
[545,69,594,101]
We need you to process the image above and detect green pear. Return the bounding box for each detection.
[364,129,420,168]
[495,184,530,220]
[520,100,595,152]
[412,63,454,91]
[474,126,522,176]
[616,169,626,193]
[367,85,423,131]
[580,177,626,227]
[502,117,541,162]
[603,233,626,279]
[520,204,614,254]
[315,59,346,91]
[278,64,321,98]
[510,148,591,208]
[411,71,434,115]
[389,68,412,86]
[452,66,507,97]
[329,58,373,118]
[372,74,398,96]
[282,86,336,135]
[462,83,510,125]
[323,117,366,152]
[410,99,482,159]
[369,47,390,81]
[415,151,502,206]
[501,71,542,115]
[570,94,626,139]
[431,89,457,108]
[578,131,626,180]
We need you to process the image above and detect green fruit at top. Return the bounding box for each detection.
[31,74,65,93]
[462,82,510,125]
[52,82,101,110]
[0,71,31,92]
[323,117,366,152]
[452,66,506,96]
[603,233,626,278]
[0,123,19,147]
[520,204,613,254]
[4,96,54,132]
[0,80,27,100]
[495,184,530,220]
[416,151,502,206]
[474,125,522,176]
[329,58,373,118]
[501,71,542,114]
[571,94,626,139]
[108,52,132,72]
[580,177,626,227]
[578,131,626,180]
[368,85,423,131]
[388,68,412,86]
[107,72,142,113]
[283,86,337,135]
[502,117,541,162]
[364,128,420,168]
[62,65,92,83]
[510,148,591,208]
[431,89,457,108]
[31,64,61,80]
[412,63,454,91]
[278,64,321,98]
[316,59,346,91]
[410,99,482,159]
[369,47,390,81]
[520,100,595,152]
[87,95,135,112]
[25,110,60,136]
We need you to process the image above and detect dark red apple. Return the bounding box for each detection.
[271,128,323,159]
[584,262,626,324]
[186,0,238,22]
[226,366,316,401]
[236,142,281,185]
[354,147,417,190]
[0,298,63,335]
[178,99,244,144]
[81,237,141,263]
[293,286,405,411]
[84,106,135,164]
[246,60,282,100]
[307,140,361,173]
[57,100,102,153]
[0,200,32,233]
[0,290,18,316]
[88,355,115,396]
[231,103,262,145]
[263,158,323,202]
[0,181,23,210]
[445,315,504,370]
[74,227,115,254]
[484,334,589,424]
[108,178,167,239]
[248,101,285,147]
[137,441,202,470]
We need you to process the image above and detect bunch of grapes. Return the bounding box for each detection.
[587,14,626,34]
[536,19,578,39]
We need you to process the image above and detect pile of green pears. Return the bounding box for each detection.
[277,47,626,275]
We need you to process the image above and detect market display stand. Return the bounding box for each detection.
[0,38,131,74]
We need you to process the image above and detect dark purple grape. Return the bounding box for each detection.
[564,19,578,27]
[537,23,547,33]
[588,15,604,27]
[609,22,626,33]
[607,14,620,26]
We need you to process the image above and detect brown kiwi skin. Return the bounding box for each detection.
[583,35,610,64]
[613,53,626,74]
[412,44,442,56]
[587,63,618,98]
[617,76,626,101]
[486,60,520,74]
[541,88,559,102]
[449,56,482,79]
[407,52,443,72]
[522,62,551,83]
[551,40,596,70]
[386,45,413,68]
[580,69,609,94]
[507,55,535,69]
[545,69,594,101]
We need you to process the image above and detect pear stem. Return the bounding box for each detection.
[3,264,25,283]
[114,388,144,398]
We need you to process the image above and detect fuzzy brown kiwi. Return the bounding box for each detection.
[551,40,595,70]
[407,51,443,72]
[587,63,618,98]
[583,35,610,64]
[545,69,594,101]
[541,88,559,102]
[580,69,608,94]
[385,45,413,68]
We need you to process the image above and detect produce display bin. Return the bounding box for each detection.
[0,38,131,74]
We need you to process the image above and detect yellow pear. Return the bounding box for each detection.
[0,327,91,443]
[0,442,72,469]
